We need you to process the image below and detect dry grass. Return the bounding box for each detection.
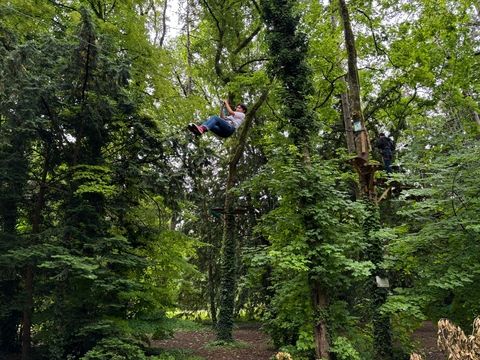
[411,317,480,360]
[410,353,424,360]
[437,317,480,359]
[275,352,293,360]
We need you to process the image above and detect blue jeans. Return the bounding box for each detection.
[202,116,235,138]
[383,157,392,174]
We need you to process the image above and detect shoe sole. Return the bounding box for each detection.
[187,123,201,135]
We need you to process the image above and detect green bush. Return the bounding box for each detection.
[80,338,147,360]
[330,337,361,360]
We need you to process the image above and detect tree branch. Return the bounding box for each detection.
[159,0,168,47]
[201,0,222,34]
[236,57,269,72]
[230,89,269,166]
[233,25,262,55]
[46,0,78,12]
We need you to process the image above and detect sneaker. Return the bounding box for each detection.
[193,124,207,135]
[187,123,200,135]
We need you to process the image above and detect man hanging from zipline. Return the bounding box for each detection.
[188,99,248,138]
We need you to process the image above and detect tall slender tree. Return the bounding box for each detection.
[337,0,393,358]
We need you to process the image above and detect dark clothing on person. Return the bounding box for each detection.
[383,157,392,174]
[377,135,395,174]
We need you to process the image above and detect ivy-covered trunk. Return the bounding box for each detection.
[216,93,268,341]
[208,262,218,325]
[261,0,330,356]
[217,164,238,341]
[364,202,393,360]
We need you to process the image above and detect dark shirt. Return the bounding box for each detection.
[377,136,394,159]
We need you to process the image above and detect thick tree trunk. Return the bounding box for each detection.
[312,284,330,360]
[338,1,393,358]
[365,201,393,360]
[372,286,393,360]
[338,0,370,161]
[341,91,356,153]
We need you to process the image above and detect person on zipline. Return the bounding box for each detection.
[188,99,247,138]
[376,132,395,174]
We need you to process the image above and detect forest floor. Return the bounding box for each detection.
[153,321,446,360]
[151,322,276,360]
[412,321,445,360]
[2,321,444,360]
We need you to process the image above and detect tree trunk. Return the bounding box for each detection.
[338,0,370,161]
[365,201,393,360]
[216,164,238,341]
[208,262,217,325]
[338,1,393,358]
[216,91,269,341]
[22,149,49,360]
[185,0,193,95]
[21,266,33,360]
[0,280,21,352]
[313,284,330,360]
[341,91,356,153]
[1,134,28,353]
[159,0,168,47]
[1,198,22,353]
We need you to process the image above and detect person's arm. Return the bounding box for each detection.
[220,104,225,118]
[224,99,235,115]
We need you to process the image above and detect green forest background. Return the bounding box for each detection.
[1,0,479,359]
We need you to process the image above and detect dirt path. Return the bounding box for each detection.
[153,321,446,360]
[152,324,276,360]
[412,321,445,360]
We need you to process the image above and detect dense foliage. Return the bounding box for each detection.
[0,0,479,359]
